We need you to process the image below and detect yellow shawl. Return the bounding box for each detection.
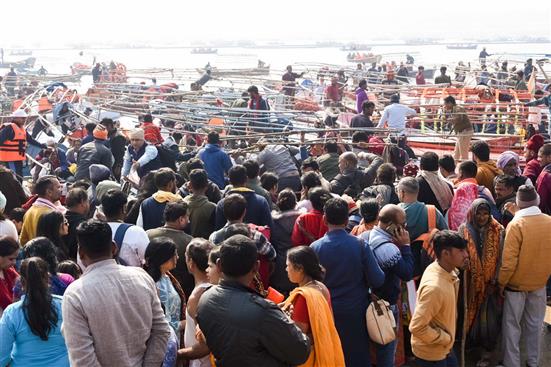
[284,286,345,367]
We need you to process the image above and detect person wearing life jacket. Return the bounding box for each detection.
[247,85,270,133]
[122,128,162,180]
[0,110,46,180]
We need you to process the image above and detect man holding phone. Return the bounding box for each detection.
[359,204,414,367]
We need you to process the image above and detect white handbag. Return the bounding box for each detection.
[366,295,397,345]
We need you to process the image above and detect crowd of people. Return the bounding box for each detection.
[0,99,551,367]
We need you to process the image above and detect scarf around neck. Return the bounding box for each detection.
[421,170,454,211]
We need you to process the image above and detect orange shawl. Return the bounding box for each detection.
[284,286,345,367]
[461,200,503,330]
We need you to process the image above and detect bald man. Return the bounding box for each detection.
[359,203,413,367]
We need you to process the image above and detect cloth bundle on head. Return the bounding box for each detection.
[516,185,540,209]
[526,134,544,153]
[11,109,28,118]
[0,190,6,212]
[130,128,145,140]
[93,124,108,140]
[497,151,521,175]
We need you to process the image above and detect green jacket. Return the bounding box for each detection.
[183,194,216,239]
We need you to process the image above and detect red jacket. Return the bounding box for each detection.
[523,158,542,186]
[141,122,163,145]
[536,164,551,215]
[291,210,328,246]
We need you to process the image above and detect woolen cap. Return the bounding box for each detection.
[516,185,540,209]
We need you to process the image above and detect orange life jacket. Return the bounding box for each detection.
[0,123,27,162]
[38,97,53,112]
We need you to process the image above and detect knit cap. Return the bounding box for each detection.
[93,124,108,140]
[516,185,540,209]
[526,134,544,153]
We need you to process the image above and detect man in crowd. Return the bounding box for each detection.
[417,152,454,214]
[257,142,301,192]
[214,165,272,230]
[122,128,162,180]
[137,168,181,230]
[100,118,127,181]
[198,130,232,189]
[197,234,310,366]
[361,204,413,367]
[494,174,516,226]
[146,201,194,297]
[471,140,502,195]
[331,151,382,197]
[409,230,468,367]
[75,124,114,181]
[438,154,458,183]
[63,188,90,261]
[377,94,417,135]
[523,134,544,184]
[0,110,46,179]
[183,168,217,239]
[499,185,551,367]
[282,65,305,101]
[351,100,375,129]
[243,159,273,208]
[62,219,171,366]
[317,142,340,182]
[435,66,452,85]
[444,96,473,161]
[247,85,270,132]
[20,176,64,245]
[101,189,149,267]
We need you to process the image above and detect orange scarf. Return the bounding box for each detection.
[284,286,345,367]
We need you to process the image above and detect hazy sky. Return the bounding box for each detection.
[1,0,550,47]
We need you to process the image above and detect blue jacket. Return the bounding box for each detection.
[198,144,232,189]
[360,227,414,304]
[140,197,167,231]
[311,229,385,310]
[214,188,273,230]
[0,295,69,367]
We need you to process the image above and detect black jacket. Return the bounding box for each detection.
[197,280,310,367]
[330,157,383,198]
[416,176,454,214]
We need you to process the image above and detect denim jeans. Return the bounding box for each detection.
[415,352,458,367]
[374,304,399,367]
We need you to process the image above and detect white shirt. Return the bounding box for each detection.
[108,222,149,267]
[377,103,417,132]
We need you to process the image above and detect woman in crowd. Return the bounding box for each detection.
[283,246,345,366]
[144,237,187,342]
[181,239,213,367]
[36,211,70,261]
[496,150,530,188]
[351,198,380,236]
[291,187,331,246]
[0,257,69,366]
[57,260,82,280]
[270,189,301,294]
[14,237,74,299]
[458,199,504,366]
[0,191,18,241]
[0,236,19,316]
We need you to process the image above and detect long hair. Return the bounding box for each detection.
[24,237,59,275]
[287,246,325,282]
[36,211,68,260]
[20,257,58,341]
[143,237,177,282]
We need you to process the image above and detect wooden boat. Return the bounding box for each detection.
[0,57,36,69]
[71,63,91,75]
[446,43,478,50]
[346,53,382,64]
[340,44,372,52]
[195,66,270,77]
[191,48,218,54]
[10,49,32,56]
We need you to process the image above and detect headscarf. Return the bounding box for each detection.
[496,151,521,176]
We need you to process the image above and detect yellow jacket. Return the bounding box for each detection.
[409,261,459,362]
[498,210,551,291]
[20,205,52,246]
[476,160,502,194]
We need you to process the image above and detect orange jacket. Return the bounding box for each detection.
[0,123,27,162]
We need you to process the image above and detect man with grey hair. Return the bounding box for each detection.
[499,185,551,367]
[330,151,382,197]
[397,176,448,243]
